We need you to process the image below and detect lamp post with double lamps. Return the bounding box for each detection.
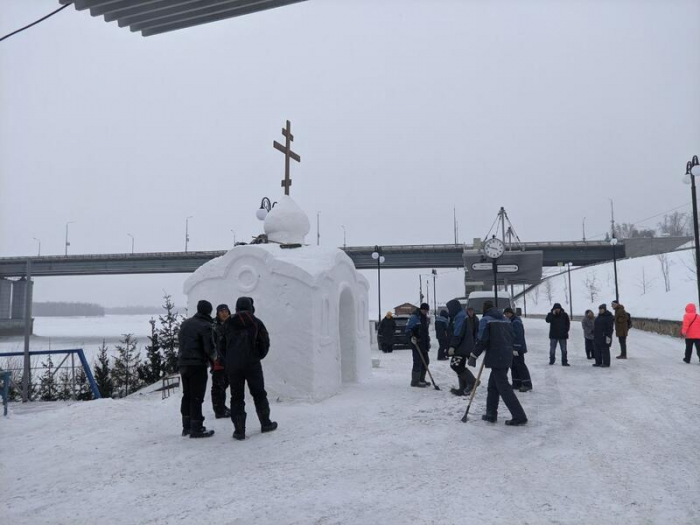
[371,246,386,324]
[684,156,700,306]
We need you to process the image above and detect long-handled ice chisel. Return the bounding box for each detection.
[461,359,486,422]
[412,340,441,391]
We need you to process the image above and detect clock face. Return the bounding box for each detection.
[484,238,505,259]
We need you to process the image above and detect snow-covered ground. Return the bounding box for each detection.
[2,319,699,525]
[517,248,697,320]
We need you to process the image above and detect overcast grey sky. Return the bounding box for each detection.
[1,0,699,312]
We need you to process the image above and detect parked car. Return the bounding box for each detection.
[465,291,513,315]
[377,314,412,349]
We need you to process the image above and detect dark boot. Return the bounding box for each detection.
[519,384,533,392]
[190,420,214,439]
[616,353,627,359]
[505,418,528,426]
[481,413,497,423]
[215,407,232,419]
[451,373,468,396]
[232,414,246,441]
[181,416,191,437]
[419,370,430,387]
[411,371,427,388]
[257,407,278,434]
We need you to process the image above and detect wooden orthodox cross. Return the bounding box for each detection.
[273,120,301,196]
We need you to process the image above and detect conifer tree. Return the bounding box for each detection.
[158,294,182,375]
[138,318,163,384]
[74,368,93,400]
[38,356,58,401]
[93,339,114,399]
[111,333,142,397]
[57,368,73,401]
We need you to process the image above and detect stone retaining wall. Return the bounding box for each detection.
[523,314,682,338]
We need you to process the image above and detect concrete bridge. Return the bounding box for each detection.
[0,237,689,335]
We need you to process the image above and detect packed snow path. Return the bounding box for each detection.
[2,320,699,525]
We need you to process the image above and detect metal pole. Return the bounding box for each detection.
[185,217,191,252]
[582,217,586,242]
[64,223,70,256]
[317,212,320,246]
[492,260,499,308]
[377,255,381,324]
[500,207,506,243]
[567,263,573,318]
[523,284,527,317]
[612,244,619,303]
[71,353,76,400]
[610,199,615,239]
[21,260,32,402]
[432,271,437,316]
[453,207,458,245]
[691,173,700,306]
[419,276,423,305]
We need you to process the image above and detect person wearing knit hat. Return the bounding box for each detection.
[210,304,231,419]
[405,303,432,387]
[593,303,614,368]
[378,311,397,353]
[219,296,277,440]
[177,299,217,438]
[504,307,532,392]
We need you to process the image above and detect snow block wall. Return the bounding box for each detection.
[184,243,371,401]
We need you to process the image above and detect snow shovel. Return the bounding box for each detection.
[412,340,440,391]
[461,359,486,422]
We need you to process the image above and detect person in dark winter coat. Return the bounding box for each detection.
[468,301,528,426]
[435,309,450,361]
[218,297,277,440]
[178,300,218,438]
[378,312,396,353]
[545,303,570,366]
[581,310,595,359]
[405,303,431,387]
[504,307,532,392]
[446,299,478,396]
[211,304,231,419]
[593,303,614,368]
[681,303,700,363]
[611,300,630,359]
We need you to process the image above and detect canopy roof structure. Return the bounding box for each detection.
[60,0,307,37]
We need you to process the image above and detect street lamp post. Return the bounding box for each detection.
[127,233,134,254]
[65,221,75,256]
[567,262,574,318]
[231,229,237,246]
[33,237,41,256]
[610,237,619,303]
[341,226,346,249]
[185,216,193,252]
[684,156,700,306]
[371,246,386,323]
[431,269,438,316]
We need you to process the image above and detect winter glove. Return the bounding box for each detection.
[606,337,611,345]
[447,347,456,356]
[410,336,418,346]
[513,350,519,356]
[467,355,477,368]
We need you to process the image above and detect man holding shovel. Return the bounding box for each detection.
[467,301,528,426]
[406,303,432,388]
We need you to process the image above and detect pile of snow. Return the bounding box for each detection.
[517,248,697,321]
[2,320,699,524]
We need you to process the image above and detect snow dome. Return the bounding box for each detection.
[183,197,371,401]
